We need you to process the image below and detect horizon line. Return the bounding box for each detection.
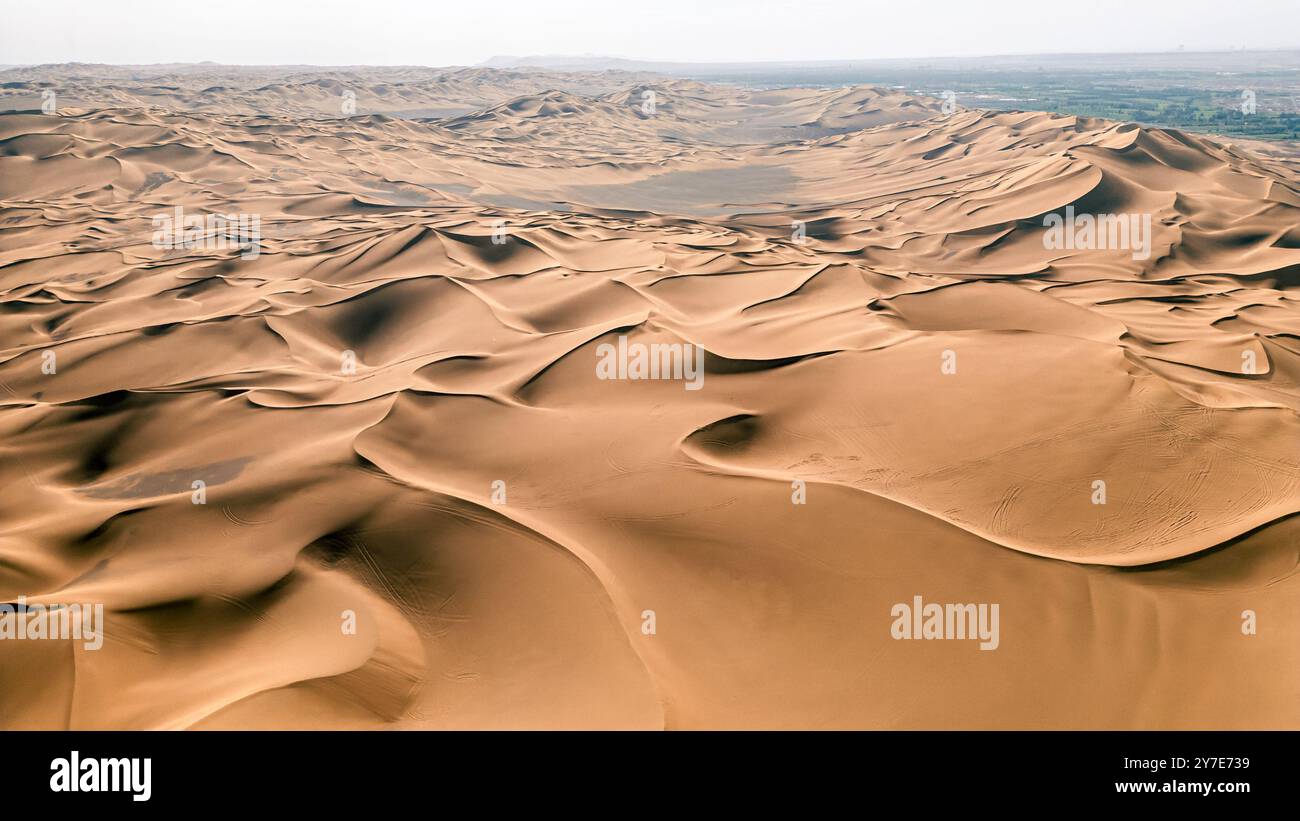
[5,46,1300,71]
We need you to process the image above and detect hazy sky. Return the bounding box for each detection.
[2,0,1297,66]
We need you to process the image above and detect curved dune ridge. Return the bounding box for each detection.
[1,65,1298,729]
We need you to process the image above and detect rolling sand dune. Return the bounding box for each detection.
[1,65,1298,729]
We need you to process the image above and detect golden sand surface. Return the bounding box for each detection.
[1,66,1297,728]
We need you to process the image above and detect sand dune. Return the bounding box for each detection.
[1,65,1298,729]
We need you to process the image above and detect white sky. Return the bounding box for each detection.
[1,0,1297,66]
